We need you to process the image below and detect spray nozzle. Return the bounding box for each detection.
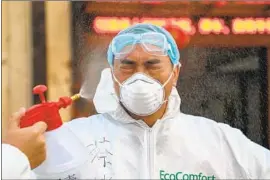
[71,94,81,101]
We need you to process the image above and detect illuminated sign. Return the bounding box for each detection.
[232,18,270,34]
[93,17,270,35]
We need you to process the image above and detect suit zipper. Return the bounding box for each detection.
[147,128,153,179]
[139,120,159,179]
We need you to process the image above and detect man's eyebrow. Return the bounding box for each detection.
[120,59,136,65]
[145,59,161,65]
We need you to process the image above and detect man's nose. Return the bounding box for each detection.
[135,66,147,74]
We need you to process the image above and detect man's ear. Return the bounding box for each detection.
[172,64,181,86]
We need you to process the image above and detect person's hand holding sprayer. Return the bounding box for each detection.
[2,107,48,174]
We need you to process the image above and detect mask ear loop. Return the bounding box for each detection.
[173,62,181,87]
[159,62,181,104]
[109,66,123,104]
[110,66,123,87]
[161,63,180,89]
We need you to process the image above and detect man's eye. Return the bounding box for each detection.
[120,64,134,69]
[145,59,162,70]
[120,59,135,65]
[148,65,162,70]
[119,65,135,73]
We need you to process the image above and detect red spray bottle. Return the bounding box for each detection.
[20,85,80,130]
[20,85,92,179]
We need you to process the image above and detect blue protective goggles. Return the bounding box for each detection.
[111,32,173,60]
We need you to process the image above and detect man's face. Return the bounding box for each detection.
[112,44,180,104]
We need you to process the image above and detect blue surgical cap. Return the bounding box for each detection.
[107,23,180,65]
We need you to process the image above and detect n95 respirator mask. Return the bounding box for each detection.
[113,71,174,116]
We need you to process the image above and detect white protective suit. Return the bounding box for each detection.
[2,68,270,179]
[65,68,270,179]
[2,144,35,179]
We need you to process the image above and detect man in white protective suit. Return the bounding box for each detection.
[65,23,270,179]
[7,23,270,179]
